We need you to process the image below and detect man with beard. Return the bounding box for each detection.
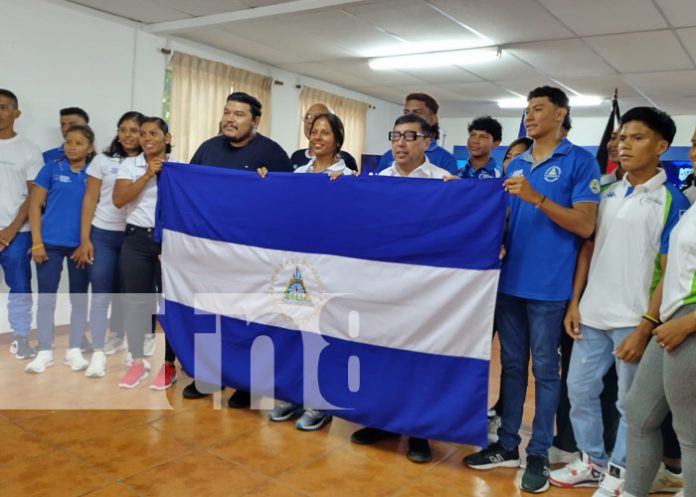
[184,92,292,405]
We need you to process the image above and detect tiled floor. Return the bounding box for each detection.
[0,333,672,497]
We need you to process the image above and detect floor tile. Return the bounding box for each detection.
[0,419,55,467]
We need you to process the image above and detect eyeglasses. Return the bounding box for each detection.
[389,131,427,142]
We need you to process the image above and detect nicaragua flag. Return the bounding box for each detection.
[157,163,506,446]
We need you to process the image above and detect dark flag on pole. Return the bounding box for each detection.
[596,89,621,175]
[517,110,526,138]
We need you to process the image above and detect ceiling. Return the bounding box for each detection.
[66,0,696,117]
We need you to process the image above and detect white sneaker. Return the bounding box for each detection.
[549,445,581,465]
[103,335,127,355]
[674,490,684,497]
[64,348,89,371]
[650,462,683,493]
[25,350,54,373]
[487,414,501,443]
[124,351,133,366]
[592,463,625,497]
[549,454,604,488]
[85,351,107,378]
[143,333,155,357]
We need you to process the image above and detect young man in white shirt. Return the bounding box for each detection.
[0,89,43,359]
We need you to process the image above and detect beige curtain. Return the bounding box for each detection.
[169,52,272,162]
[298,86,369,167]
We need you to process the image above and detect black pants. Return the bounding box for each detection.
[119,224,175,362]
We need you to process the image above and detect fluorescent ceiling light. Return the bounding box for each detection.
[369,48,500,71]
[497,95,604,108]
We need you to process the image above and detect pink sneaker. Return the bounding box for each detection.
[150,363,177,390]
[118,362,149,389]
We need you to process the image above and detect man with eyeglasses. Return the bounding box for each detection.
[350,114,449,464]
[290,103,358,171]
[376,93,458,174]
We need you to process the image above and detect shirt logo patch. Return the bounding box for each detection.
[544,166,561,182]
[511,169,524,177]
[111,167,119,174]
[58,175,71,183]
[589,179,600,194]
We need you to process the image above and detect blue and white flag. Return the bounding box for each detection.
[157,163,506,446]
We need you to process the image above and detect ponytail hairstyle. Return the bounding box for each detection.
[104,111,145,158]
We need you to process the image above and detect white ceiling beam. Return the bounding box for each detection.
[145,0,364,34]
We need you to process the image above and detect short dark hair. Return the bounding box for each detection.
[620,106,676,145]
[468,115,502,142]
[394,114,431,135]
[64,124,96,163]
[310,113,345,155]
[405,92,439,115]
[504,137,533,157]
[0,89,19,108]
[527,86,570,110]
[141,116,172,154]
[60,107,89,123]
[104,111,145,158]
[562,115,572,132]
[227,92,262,119]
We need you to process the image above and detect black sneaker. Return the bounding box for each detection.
[463,442,521,470]
[10,337,36,359]
[350,427,401,445]
[407,437,432,463]
[182,380,223,399]
[521,454,550,493]
[227,389,251,408]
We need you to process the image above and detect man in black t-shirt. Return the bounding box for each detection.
[190,92,292,172]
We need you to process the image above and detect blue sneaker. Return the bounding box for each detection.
[268,401,303,422]
[296,409,332,431]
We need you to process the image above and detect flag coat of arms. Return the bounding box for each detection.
[157,163,506,446]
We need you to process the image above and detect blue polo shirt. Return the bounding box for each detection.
[499,139,601,301]
[376,141,458,174]
[33,159,88,247]
[42,144,64,163]
[458,157,502,179]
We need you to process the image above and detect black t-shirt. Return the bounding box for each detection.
[190,134,292,172]
[290,148,359,171]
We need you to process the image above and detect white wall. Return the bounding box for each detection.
[0,0,402,333]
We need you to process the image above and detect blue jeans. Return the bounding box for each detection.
[36,245,89,351]
[496,293,566,457]
[568,324,638,467]
[0,232,32,337]
[88,226,125,349]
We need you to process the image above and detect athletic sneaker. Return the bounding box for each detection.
[85,351,107,378]
[463,441,521,470]
[10,337,36,359]
[64,348,89,371]
[593,463,625,497]
[407,437,432,463]
[549,454,604,488]
[118,362,149,389]
[268,401,303,422]
[296,409,332,431]
[143,333,155,357]
[25,350,54,373]
[521,455,550,493]
[674,490,684,497]
[350,427,401,445]
[650,463,683,493]
[103,335,127,355]
[150,363,177,390]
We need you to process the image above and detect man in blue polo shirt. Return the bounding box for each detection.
[42,107,89,163]
[375,93,457,174]
[464,86,601,494]
[458,116,502,179]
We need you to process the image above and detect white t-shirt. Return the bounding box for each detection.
[294,158,351,175]
[116,153,157,228]
[379,158,448,179]
[580,170,686,329]
[86,153,127,231]
[660,203,696,321]
[0,134,43,231]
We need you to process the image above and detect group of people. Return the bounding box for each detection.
[1,84,695,497]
